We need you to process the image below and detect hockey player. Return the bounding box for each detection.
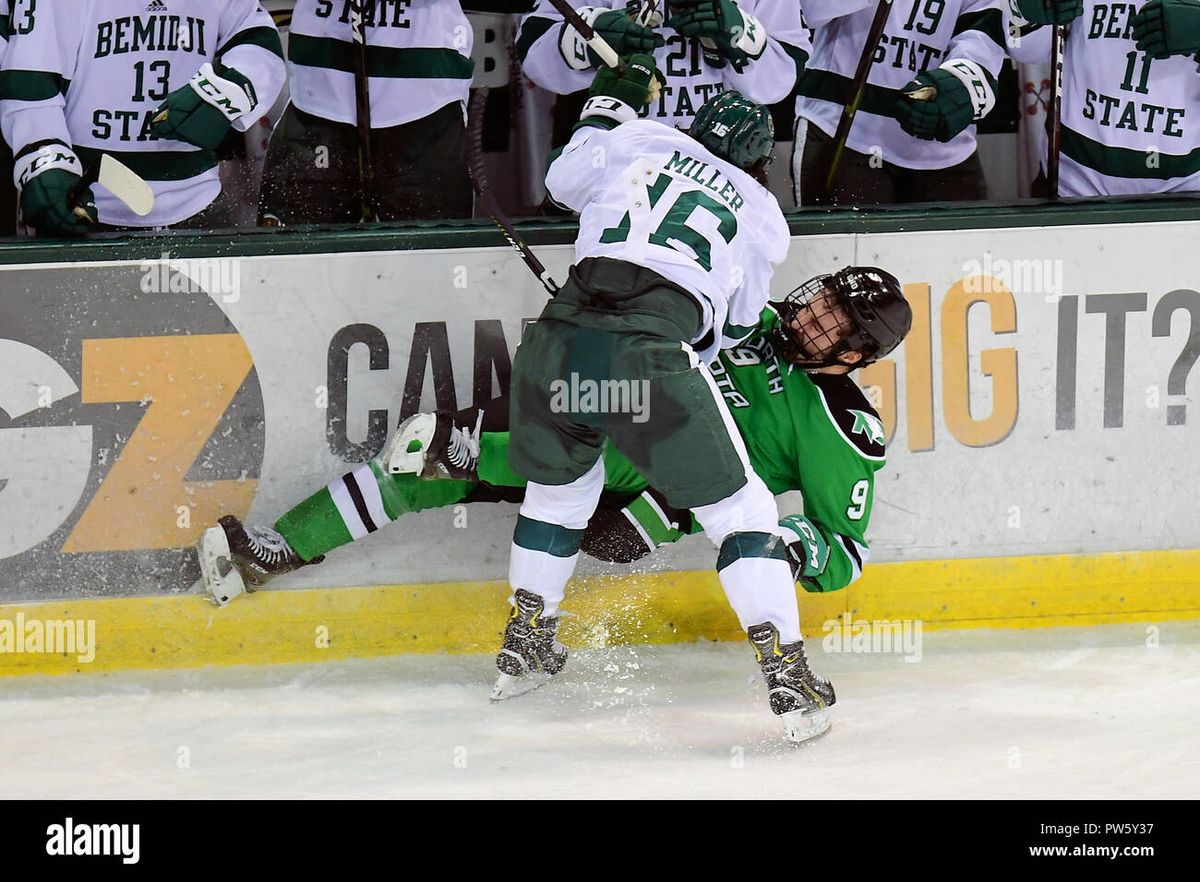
[259,1,524,224]
[517,1,808,133]
[794,0,1006,205]
[498,53,843,740]
[1008,0,1200,196]
[0,0,285,235]
[0,1,15,234]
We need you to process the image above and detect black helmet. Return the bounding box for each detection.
[772,266,912,371]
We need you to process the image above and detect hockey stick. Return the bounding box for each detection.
[69,154,155,220]
[545,0,624,69]
[823,0,894,199]
[1046,24,1065,199]
[349,0,376,221]
[467,88,559,296]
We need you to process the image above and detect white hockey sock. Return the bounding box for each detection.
[718,555,802,644]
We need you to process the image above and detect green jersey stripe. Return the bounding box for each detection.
[217,25,285,62]
[952,8,1006,50]
[0,70,70,101]
[1061,125,1200,181]
[288,35,474,80]
[516,15,556,63]
[799,68,904,119]
[76,146,218,182]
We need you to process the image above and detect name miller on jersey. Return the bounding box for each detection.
[663,150,746,212]
[95,15,208,59]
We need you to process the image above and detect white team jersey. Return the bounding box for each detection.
[0,0,285,227]
[547,119,789,364]
[796,0,1006,170]
[288,0,473,129]
[1009,3,1200,196]
[519,0,809,130]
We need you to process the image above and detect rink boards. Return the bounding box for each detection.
[1,203,1199,673]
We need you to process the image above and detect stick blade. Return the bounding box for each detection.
[97,154,155,217]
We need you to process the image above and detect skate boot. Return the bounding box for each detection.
[380,409,482,480]
[490,589,568,701]
[198,515,320,607]
[747,622,836,743]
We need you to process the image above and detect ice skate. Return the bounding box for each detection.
[381,410,482,480]
[747,622,836,743]
[198,515,316,607]
[490,589,568,701]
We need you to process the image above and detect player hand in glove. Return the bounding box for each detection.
[1011,0,1085,25]
[1132,0,1200,58]
[580,488,693,563]
[666,0,768,69]
[17,148,97,237]
[588,53,665,110]
[895,68,978,142]
[150,62,258,150]
[559,6,665,70]
[778,514,831,591]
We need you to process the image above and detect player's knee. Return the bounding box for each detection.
[691,474,780,546]
[716,531,791,573]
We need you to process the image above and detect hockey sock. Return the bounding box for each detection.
[716,531,803,643]
[275,461,473,562]
[508,515,585,618]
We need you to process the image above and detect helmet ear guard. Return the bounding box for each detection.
[772,267,913,372]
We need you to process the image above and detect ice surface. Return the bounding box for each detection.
[1,623,1197,798]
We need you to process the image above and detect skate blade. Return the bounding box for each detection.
[197,526,246,608]
[490,671,553,702]
[781,708,832,744]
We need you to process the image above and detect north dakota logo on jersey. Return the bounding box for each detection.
[810,374,886,462]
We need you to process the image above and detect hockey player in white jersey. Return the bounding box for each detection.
[1009,0,1200,196]
[0,0,285,235]
[260,1,518,223]
[0,1,15,234]
[517,1,809,131]
[795,0,1006,205]
[496,55,834,741]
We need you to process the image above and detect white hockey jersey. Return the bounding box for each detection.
[547,116,789,363]
[796,0,1006,170]
[518,0,809,130]
[0,0,285,227]
[1008,2,1200,196]
[287,0,474,129]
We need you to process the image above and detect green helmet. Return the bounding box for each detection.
[689,90,775,172]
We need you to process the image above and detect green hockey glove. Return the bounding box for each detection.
[1012,0,1085,25]
[15,145,96,237]
[1133,0,1200,58]
[666,0,767,68]
[151,62,258,150]
[558,6,665,70]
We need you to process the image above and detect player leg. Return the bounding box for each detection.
[609,346,835,742]
[198,401,513,606]
[492,307,610,699]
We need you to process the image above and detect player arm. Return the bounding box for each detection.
[936,0,1007,123]
[213,2,286,132]
[518,1,621,93]
[720,0,811,104]
[796,0,876,29]
[1005,2,1052,64]
[0,1,79,182]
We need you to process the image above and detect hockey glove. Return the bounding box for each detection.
[1011,0,1085,25]
[778,514,831,590]
[1132,0,1200,58]
[151,62,258,150]
[580,488,693,563]
[559,6,665,71]
[580,53,664,124]
[666,0,768,69]
[895,65,982,142]
[15,145,96,237]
